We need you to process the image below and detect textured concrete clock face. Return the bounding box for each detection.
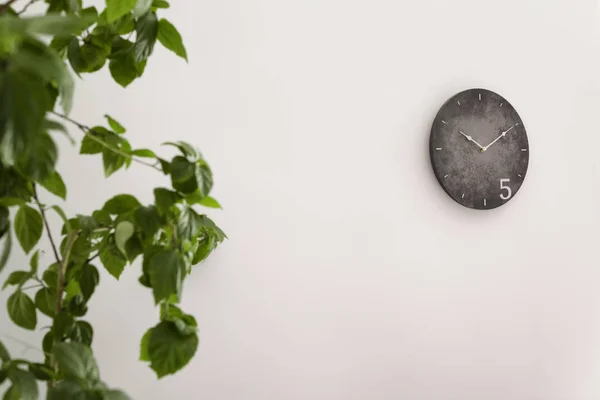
[429,89,529,210]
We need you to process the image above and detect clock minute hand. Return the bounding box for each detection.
[459,130,485,151]
[483,125,515,151]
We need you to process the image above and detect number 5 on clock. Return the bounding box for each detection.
[500,179,512,200]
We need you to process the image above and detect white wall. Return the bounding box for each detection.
[2,0,600,399]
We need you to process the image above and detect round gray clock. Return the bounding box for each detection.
[429,88,529,210]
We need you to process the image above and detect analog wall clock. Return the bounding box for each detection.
[429,88,529,210]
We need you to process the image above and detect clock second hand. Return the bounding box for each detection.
[459,130,485,151]
[483,125,515,152]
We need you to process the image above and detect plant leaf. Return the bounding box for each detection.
[104,390,132,400]
[50,205,70,232]
[198,215,227,242]
[70,320,94,346]
[0,340,10,361]
[133,12,158,63]
[0,68,49,164]
[3,270,31,289]
[198,196,221,209]
[131,149,156,158]
[177,206,200,241]
[2,385,19,400]
[35,287,56,317]
[28,363,54,381]
[14,205,42,254]
[29,250,39,273]
[11,38,75,114]
[78,263,99,302]
[148,249,184,304]
[0,226,11,275]
[115,221,134,256]
[170,156,195,182]
[157,18,187,61]
[102,148,127,177]
[46,379,85,400]
[39,171,67,199]
[99,236,127,279]
[148,321,198,378]
[103,194,141,215]
[105,0,136,23]
[139,328,152,361]
[7,368,38,400]
[196,162,213,198]
[67,38,107,73]
[104,114,126,134]
[153,0,170,8]
[7,291,37,330]
[53,310,74,340]
[172,314,198,336]
[79,137,103,156]
[16,132,58,182]
[42,264,59,291]
[108,53,141,87]
[52,342,99,381]
[154,188,181,214]
[162,141,197,160]
[134,206,161,236]
[101,132,131,176]
[191,232,219,266]
[24,13,97,36]
[133,0,153,18]
[0,198,24,207]
[64,280,82,303]
[76,214,98,235]
[0,207,8,237]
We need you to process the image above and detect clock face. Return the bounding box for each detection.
[429,89,529,210]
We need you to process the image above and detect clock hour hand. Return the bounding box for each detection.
[483,125,515,151]
[459,130,485,151]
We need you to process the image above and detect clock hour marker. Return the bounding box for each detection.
[457,101,461,106]
[484,199,487,207]
[516,122,520,126]
[442,120,447,125]
[521,149,527,152]
[500,103,503,107]
[462,193,465,199]
[444,174,449,178]
[518,174,522,178]
[479,93,481,100]
[436,148,442,151]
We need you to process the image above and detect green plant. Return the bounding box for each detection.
[0,0,225,398]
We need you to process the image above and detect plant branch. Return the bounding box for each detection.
[0,334,48,357]
[51,111,163,172]
[85,252,100,264]
[17,0,38,14]
[55,230,78,314]
[21,283,44,291]
[0,0,19,15]
[33,186,62,266]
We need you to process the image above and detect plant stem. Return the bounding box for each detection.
[55,230,78,314]
[51,111,163,172]
[49,229,77,385]
[33,186,62,266]
[0,0,19,15]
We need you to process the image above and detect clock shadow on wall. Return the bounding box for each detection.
[429,88,529,210]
